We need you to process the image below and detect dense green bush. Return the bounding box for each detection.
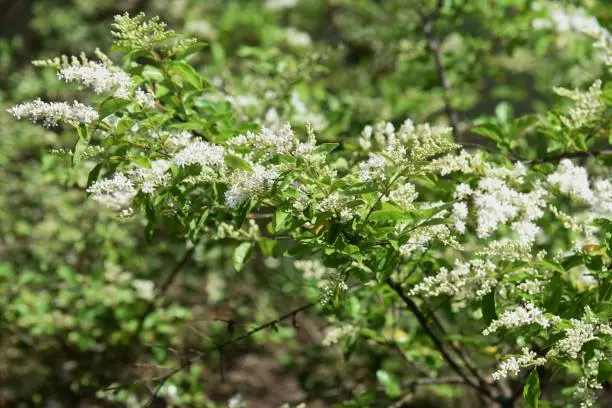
[1,1,611,407]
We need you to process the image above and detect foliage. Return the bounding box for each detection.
[1,1,612,407]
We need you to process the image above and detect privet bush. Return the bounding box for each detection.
[3,2,612,408]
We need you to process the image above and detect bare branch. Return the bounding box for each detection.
[420,5,461,140]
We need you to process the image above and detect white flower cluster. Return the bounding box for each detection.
[548,307,609,359]
[224,164,280,208]
[592,178,612,217]
[591,27,612,68]
[532,6,602,34]
[264,0,298,11]
[172,140,227,170]
[573,351,605,408]
[230,123,295,156]
[451,202,469,233]
[382,183,419,211]
[322,323,356,346]
[358,119,456,162]
[409,259,497,300]
[294,259,348,305]
[491,348,547,381]
[404,123,456,161]
[517,278,546,295]
[127,159,171,194]
[428,150,478,175]
[359,154,387,182]
[57,61,133,99]
[87,160,174,212]
[229,123,321,164]
[399,224,457,258]
[294,259,328,280]
[454,183,473,200]
[479,238,547,262]
[211,219,260,240]
[483,303,560,335]
[547,159,594,203]
[318,193,356,222]
[8,99,99,127]
[164,130,194,149]
[281,27,312,48]
[290,92,328,131]
[132,279,155,301]
[87,172,137,212]
[134,88,156,108]
[553,80,604,129]
[473,177,546,241]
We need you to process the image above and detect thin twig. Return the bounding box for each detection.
[386,278,499,403]
[133,245,197,338]
[420,2,461,140]
[139,302,316,405]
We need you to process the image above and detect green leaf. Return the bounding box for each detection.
[472,123,505,143]
[481,290,497,325]
[523,369,541,408]
[72,138,88,166]
[258,239,277,258]
[561,254,583,270]
[116,117,135,133]
[142,65,164,82]
[540,260,564,274]
[210,42,226,66]
[326,222,341,244]
[134,156,152,168]
[233,242,254,271]
[314,143,340,155]
[602,81,612,106]
[369,210,410,223]
[188,209,209,242]
[343,335,357,361]
[376,370,401,398]
[77,123,89,141]
[545,272,563,314]
[595,302,612,319]
[176,41,208,60]
[224,154,253,171]
[272,210,288,233]
[98,98,131,119]
[169,61,203,89]
[495,102,513,123]
[86,163,104,188]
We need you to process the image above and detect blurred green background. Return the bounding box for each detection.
[0,0,610,407]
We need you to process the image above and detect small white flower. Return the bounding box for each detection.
[454,183,473,200]
[410,259,496,300]
[135,88,156,108]
[133,279,155,301]
[383,183,419,211]
[400,224,456,257]
[58,61,132,99]
[322,323,356,346]
[491,348,547,381]
[547,159,594,203]
[359,154,387,181]
[87,172,137,211]
[8,99,98,127]
[483,303,560,335]
[553,80,604,129]
[172,141,226,169]
[451,202,469,233]
[224,165,280,208]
